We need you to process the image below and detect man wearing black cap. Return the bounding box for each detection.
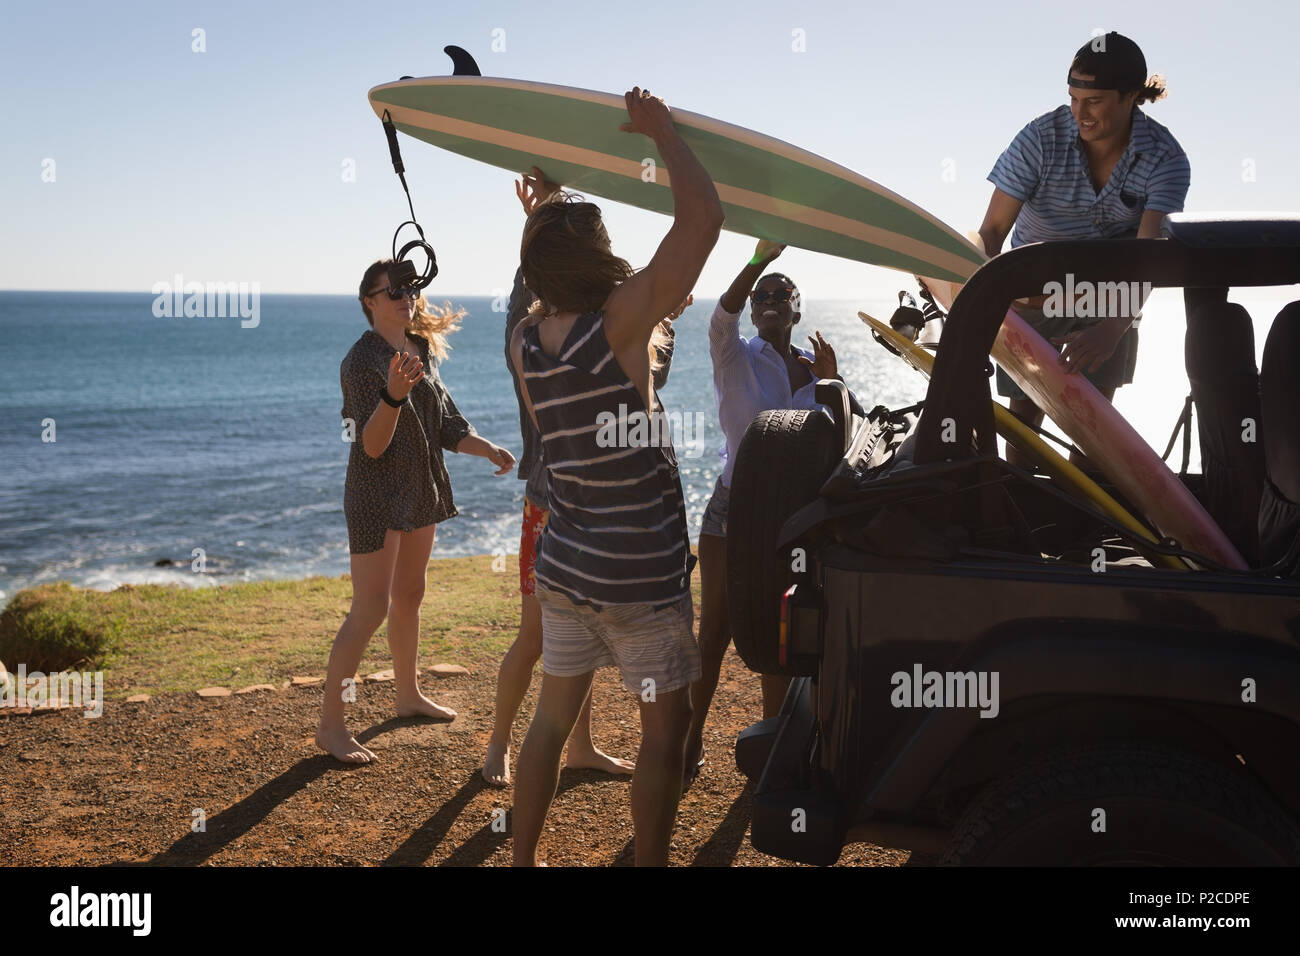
[977,32,1190,465]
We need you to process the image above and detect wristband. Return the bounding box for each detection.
[379,386,405,408]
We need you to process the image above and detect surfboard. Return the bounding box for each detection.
[366,77,985,283]
[860,312,1189,570]
[368,70,1246,570]
[917,276,1247,570]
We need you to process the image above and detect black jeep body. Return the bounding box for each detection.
[729,215,1300,866]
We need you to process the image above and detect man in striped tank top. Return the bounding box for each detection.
[483,168,685,790]
[508,87,723,866]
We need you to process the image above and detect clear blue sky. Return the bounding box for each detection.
[1,0,1296,298]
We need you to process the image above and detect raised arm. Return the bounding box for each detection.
[353,350,425,459]
[603,88,724,353]
[712,239,784,370]
[721,240,784,313]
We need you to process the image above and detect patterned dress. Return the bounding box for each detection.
[340,328,474,554]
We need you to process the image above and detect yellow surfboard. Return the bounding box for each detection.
[860,312,1188,571]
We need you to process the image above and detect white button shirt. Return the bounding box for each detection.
[709,302,861,487]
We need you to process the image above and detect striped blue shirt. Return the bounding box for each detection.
[521,310,693,610]
[988,105,1190,247]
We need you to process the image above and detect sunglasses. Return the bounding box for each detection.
[368,285,418,301]
[751,287,795,305]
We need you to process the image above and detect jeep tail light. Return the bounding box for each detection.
[779,584,797,669]
[780,582,825,677]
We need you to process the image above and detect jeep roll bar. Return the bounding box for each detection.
[913,215,1300,466]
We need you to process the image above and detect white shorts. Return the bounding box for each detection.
[534,584,701,695]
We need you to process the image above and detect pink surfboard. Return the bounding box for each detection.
[921,275,1248,570]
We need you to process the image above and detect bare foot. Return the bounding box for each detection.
[482,738,511,788]
[683,735,704,774]
[683,743,705,790]
[564,745,634,776]
[395,692,457,721]
[315,726,377,764]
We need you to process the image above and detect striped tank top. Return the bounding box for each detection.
[521,309,693,609]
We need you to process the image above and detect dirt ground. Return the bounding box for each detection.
[0,648,909,867]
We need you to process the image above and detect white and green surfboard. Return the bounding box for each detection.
[366,76,985,284]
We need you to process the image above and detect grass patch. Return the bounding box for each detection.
[0,555,525,698]
[0,582,125,672]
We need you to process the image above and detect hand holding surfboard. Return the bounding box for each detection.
[751,238,785,266]
[515,165,561,214]
[618,87,675,141]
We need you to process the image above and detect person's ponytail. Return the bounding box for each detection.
[1135,73,1168,105]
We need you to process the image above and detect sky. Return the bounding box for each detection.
[1,0,1296,299]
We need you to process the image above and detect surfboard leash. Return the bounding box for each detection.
[379,109,438,292]
[370,46,482,293]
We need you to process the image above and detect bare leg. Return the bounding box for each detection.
[760,674,791,719]
[685,533,728,782]
[1006,397,1045,469]
[632,686,693,866]
[563,687,634,776]
[484,594,632,786]
[483,593,543,786]
[387,524,455,720]
[512,670,594,866]
[315,532,400,763]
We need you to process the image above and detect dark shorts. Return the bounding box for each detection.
[700,476,729,538]
[996,306,1140,401]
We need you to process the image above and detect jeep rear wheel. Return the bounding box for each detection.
[941,745,1300,865]
[727,408,840,675]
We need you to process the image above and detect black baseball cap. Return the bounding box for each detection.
[1068,32,1147,91]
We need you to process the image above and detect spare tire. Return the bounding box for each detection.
[727,408,840,675]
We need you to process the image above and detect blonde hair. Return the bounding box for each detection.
[407,297,463,363]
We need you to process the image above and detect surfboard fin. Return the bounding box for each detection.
[444,45,482,76]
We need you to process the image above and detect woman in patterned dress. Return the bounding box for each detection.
[315,260,516,764]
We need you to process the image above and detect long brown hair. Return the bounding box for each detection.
[520,193,670,372]
[357,258,463,362]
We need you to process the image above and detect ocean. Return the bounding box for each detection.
[0,288,1288,602]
